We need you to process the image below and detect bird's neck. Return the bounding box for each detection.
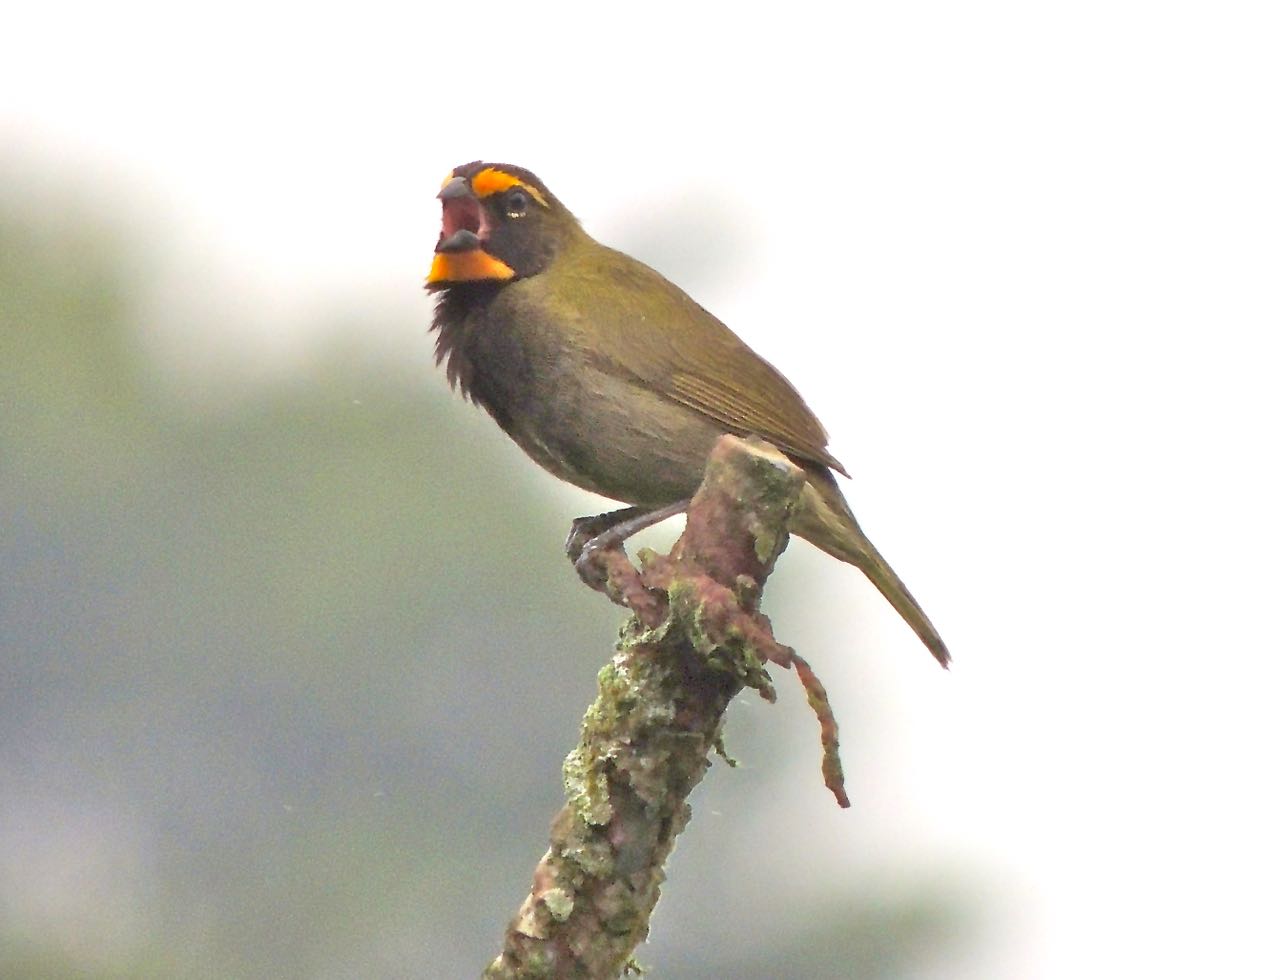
[429,283,504,402]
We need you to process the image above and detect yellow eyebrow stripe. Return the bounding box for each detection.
[470,167,549,208]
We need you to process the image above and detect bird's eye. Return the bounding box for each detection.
[505,189,529,219]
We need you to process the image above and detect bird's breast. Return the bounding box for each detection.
[460,299,723,507]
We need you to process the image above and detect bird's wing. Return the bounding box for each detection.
[553,244,849,476]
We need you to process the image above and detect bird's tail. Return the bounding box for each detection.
[791,475,952,669]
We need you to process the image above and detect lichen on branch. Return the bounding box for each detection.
[484,436,848,980]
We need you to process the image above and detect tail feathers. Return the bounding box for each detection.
[793,479,952,669]
[846,532,952,669]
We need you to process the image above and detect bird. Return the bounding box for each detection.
[426,161,950,668]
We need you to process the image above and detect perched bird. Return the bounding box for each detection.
[426,162,950,668]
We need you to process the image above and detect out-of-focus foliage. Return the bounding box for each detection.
[0,177,971,978]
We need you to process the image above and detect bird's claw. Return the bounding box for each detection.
[565,508,643,564]
[573,538,613,591]
[574,536,668,629]
[563,502,687,628]
[565,517,603,564]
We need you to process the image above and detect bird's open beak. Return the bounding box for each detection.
[426,176,515,288]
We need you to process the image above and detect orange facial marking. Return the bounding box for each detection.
[470,167,549,208]
[427,250,515,284]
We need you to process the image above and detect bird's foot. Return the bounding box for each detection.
[575,537,666,628]
[566,500,691,628]
[572,536,615,591]
[565,507,644,564]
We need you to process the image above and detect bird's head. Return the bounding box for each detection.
[425,162,577,290]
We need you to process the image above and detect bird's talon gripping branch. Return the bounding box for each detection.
[564,523,591,564]
[565,507,645,564]
[576,539,668,629]
[565,499,693,625]
[572,539,612,590]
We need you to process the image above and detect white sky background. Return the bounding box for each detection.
[5,2,1279,977]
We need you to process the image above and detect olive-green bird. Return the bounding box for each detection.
[426,161,950,668]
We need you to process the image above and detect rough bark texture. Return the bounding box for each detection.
[484,436,846,980]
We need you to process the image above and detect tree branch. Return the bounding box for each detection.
[484,435,848,979]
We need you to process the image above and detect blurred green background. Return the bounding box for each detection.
[1,171,974,977]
